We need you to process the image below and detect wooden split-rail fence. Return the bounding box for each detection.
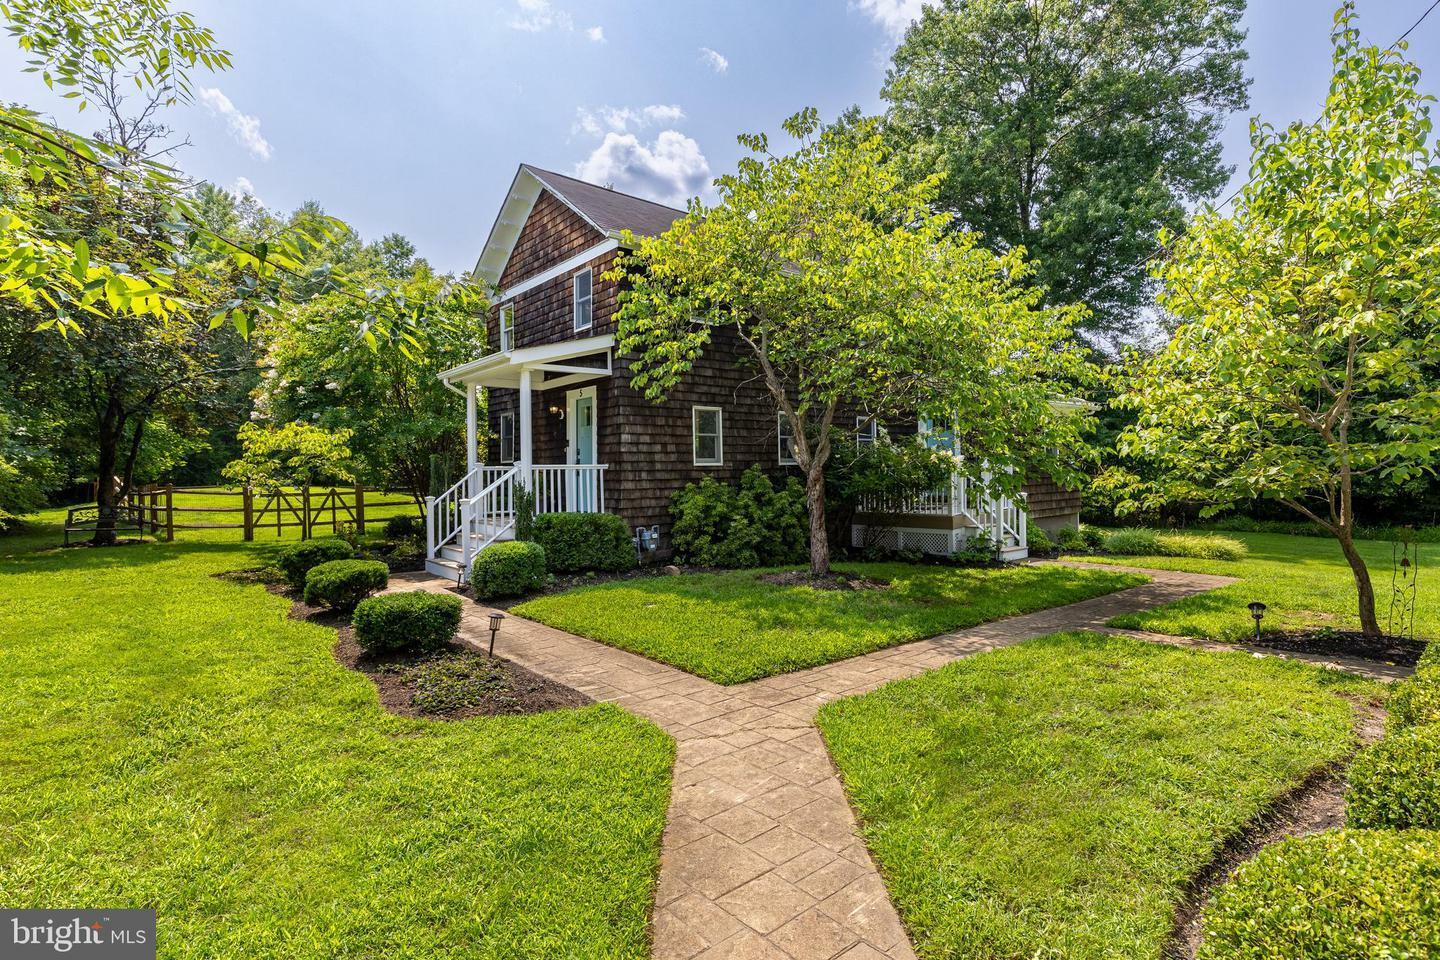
[108,485,418,542]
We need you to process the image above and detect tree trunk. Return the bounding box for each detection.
[90,395,125,546]
[1335,530,1382,639]
[806,466,830,578]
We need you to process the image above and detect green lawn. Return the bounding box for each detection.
[514,563,1147,684]
[816,631,1379,960]
[0,523,673,959]
[1069,530,1440,642]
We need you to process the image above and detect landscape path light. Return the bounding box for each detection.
[488,611,505,658]
[1247,601,1267,643]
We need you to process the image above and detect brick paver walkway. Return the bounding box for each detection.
[388,562,1397,959]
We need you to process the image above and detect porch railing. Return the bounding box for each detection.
[858,471,1028,552]
[426,464,610,573]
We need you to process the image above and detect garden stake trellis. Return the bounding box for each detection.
[1388,533,1419,641]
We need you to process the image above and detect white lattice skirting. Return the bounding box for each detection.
[851,524,989,556]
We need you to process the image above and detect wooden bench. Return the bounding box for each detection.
[63,505,147,545]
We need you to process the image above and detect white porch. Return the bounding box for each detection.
[855,473,1029,561]
[427,335,615,581]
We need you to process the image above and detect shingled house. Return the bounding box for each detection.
[424,164,1080,579]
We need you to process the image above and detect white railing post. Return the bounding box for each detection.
[425,495,436,560]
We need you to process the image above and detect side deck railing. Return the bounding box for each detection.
[858,471,1028,553]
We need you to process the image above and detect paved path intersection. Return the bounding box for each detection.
[388,563,1394,959]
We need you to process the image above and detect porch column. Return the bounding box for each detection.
[518,366,533,488]
[465,382,478,474]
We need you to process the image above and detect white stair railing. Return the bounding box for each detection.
[463,466,521,572]
[427,467,480,561]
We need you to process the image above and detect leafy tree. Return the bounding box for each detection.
[1105,6,1440,638]
[882,0,1249,345]
[613,109,1089,577]
[222,422,355,492]
[256,261,487,505]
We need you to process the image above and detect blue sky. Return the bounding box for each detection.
[4,1,1440,274]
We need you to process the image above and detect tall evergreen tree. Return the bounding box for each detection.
[883,0,1249,346]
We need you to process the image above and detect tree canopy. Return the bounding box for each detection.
[882,0,1249,346]
[613,109,1089,575]
[1105,5,1440,636]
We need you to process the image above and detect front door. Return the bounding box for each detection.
[569,389,597,511]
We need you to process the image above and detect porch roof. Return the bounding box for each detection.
[438,334,614,391]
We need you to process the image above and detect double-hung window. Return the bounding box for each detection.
[573,268,593,331]
[498,303,515,353]
[856,415,878,447]
[499,412,516,463]
[693,406,723,466]
[777,414,798,465]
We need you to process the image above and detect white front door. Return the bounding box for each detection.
[567,387,598,511]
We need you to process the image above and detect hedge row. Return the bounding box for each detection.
[1201,638,1440,957]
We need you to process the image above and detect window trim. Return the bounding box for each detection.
[498,411,516,464]
[498,302,515,353]
[856,415,878,446]
[572,267,594,332]
[692,405,724,467]
[777,413,798,466]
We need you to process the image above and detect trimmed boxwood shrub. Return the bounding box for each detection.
[383,514,425,540]
[353,591,462,654]
[471,541,546,600]
[1198,829,1440,959]
[278,537,354,589]
[303,559,389,612]
[1345,723,1440,829]
[532,512,636,573]
[1388,666,1440,732]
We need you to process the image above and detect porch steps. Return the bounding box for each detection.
[426,526,517,582]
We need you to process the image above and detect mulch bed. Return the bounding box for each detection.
[758,569,891,591]
[214,568,589,718]
[1252,630,1428,667]
[333,631,590,719]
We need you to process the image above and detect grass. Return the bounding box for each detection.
[816,631,1379,960]
[1069,530,1440,643]
[0,520,674,958]
[514,562,1147,684]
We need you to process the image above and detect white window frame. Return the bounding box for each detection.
[692,406,724,467]
[498,412,516,463]
[856,415,878,446]
[572,267,594,332]
[777,414,798,466]
[498,302,515,353]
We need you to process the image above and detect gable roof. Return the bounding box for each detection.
[472,164,687,289]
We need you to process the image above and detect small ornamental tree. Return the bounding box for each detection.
[1105,7,1440,638]
[222,422,355,493]
[612,110,1089,577]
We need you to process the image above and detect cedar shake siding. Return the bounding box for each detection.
[1021,477,1082,533]
[497,191,604,291]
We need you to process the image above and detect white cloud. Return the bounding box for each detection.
[853,0,927,38]
[573,103,686,138]
[698,46,729,74]
[197,87,271,160]
[231,176,263,205]
[586,25,605,42]
[576,130,709,207]
[509,0,581,33]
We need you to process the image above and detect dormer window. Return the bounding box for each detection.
[498,303,515,352]
[573,268,593,331]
